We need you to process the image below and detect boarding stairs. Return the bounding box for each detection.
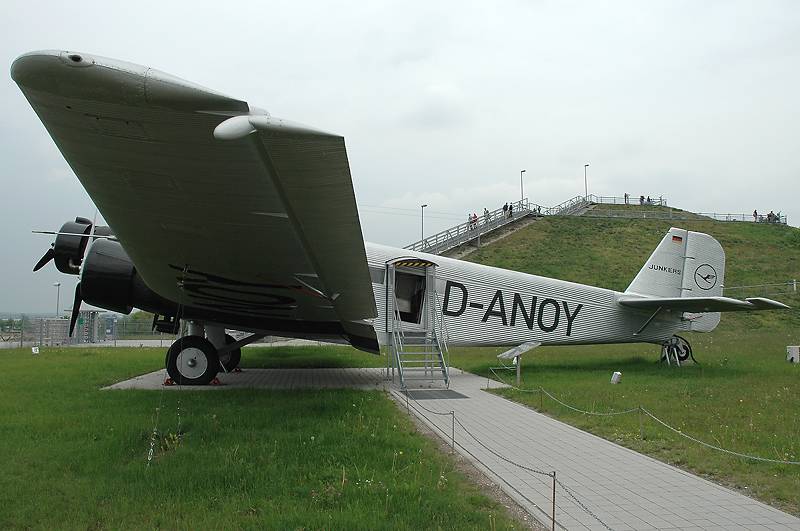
[387,262,450,389]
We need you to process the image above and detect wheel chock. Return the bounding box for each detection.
[163,377,175,386]
[210,377,222,386]
[233,367,242,373]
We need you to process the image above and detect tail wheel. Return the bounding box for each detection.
[219,333,242,372]
[166,335,220,385]
[660,335,695,365]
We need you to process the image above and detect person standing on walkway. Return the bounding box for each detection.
[508,203,513,218]
[483,207,489,226]
[502,202,508,218]
[753,209,758,222]
[624,193,629,205]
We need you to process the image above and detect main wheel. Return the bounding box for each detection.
[165,335,220,385]
[219,333,242,372]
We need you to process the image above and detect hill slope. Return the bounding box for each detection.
[463,215,800,329]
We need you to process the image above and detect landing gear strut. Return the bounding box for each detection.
[660,335,697,366]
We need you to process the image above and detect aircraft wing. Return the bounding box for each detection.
[617,295,790,313]
[12,51,378,349]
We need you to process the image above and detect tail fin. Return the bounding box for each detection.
[626,227,726,299]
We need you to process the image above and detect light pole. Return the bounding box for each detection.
[420,204,428,240]
[584,163,589,199]
[520,169,526,202]
[53,282,61,318]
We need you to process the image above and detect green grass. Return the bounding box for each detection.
[243,345,386,369]
[457,214,800,515]
[0,347,518,530]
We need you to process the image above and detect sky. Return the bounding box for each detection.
[1,0,799,313]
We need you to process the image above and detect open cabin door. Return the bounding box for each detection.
[385,258,449,389]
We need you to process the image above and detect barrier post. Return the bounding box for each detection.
[551,471,556,531]
[638,406,644,440]
[539,387,544,410]
[451,411,455,452]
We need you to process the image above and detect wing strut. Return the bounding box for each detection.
[633,306,663,336]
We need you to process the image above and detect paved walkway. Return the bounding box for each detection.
[394,370,800,530]
[104,367,800,529]
[104,367,388,391]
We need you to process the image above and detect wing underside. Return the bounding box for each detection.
[12,50,378,349]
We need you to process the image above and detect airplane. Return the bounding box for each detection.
[11,50,789,386]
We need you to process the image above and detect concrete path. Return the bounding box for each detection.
[105,367,800,529]
[104,367,389,391]
[394,370,800,530]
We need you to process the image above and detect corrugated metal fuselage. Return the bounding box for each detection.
[365,242,689,347]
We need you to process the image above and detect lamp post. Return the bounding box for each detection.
[420,204,428,241]
[584,163,589,199]
[520,169,526,201]
[53,282,61,318]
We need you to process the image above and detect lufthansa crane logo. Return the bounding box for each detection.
[694,264,717,290]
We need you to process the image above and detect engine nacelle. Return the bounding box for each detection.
[80,239,174,315]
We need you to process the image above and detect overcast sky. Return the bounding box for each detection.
[1,0,799,313]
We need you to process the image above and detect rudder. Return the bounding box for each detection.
[626,227,726,299]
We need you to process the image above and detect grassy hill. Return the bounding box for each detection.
[463,215,800,329]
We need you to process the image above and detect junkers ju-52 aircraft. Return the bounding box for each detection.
[12,50,789,386]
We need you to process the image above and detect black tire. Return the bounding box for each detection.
[165,335,220,385]
[219,333,242,371]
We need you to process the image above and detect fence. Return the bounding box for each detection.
[588,194,667,207]
[583,195,788,225]
[393,384,613,530]
[403,195,597,255]
[487,366,800,466]
[404,198,536,255]
[723,279,798,299]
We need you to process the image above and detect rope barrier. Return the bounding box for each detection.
[390,390,566,529]
[640,408,800,466]
[392,388,620,530]
[554,478,613,531]
[485,368,800,466]
[539,388,640,417]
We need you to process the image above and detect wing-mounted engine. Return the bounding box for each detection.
[33,218,176,334]
[80,239,174,316]
[33,217,114,274]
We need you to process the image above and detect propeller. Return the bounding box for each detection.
[33,244,56,272]
[69,282,82,337]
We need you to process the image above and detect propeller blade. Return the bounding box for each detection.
[33,246,55,272]
[69,283,82,337]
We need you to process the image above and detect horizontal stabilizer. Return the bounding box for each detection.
[618,295,790,313]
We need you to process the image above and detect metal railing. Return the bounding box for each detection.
[404,196,599,255]
[723,279,798,299]
[697,212,788,224]
[544,195,592,216]
[587,194,668,206]
[404,198,536,255]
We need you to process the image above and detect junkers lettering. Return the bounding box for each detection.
[648,264,681,275]
[442,280,583,336]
